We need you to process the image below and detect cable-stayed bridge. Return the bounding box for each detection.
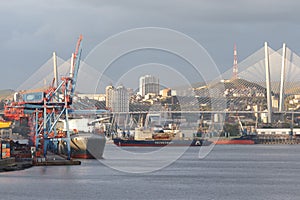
[14,43,300,126]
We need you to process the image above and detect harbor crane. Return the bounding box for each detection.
[4,35,83,160]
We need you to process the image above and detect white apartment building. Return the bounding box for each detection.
[106,85,129,112]
[139,75,159,96]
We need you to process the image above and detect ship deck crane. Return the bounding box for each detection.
[237,115,247,135]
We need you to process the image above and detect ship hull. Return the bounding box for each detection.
[70,133,106,159]
[113,138,212,147]
[214,139,255,145]
[213,136,256,145]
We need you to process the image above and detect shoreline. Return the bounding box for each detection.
[0,158,33,173]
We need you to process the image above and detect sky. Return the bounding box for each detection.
[1,0,300,91]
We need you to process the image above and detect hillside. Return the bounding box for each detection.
[0,89,15,100]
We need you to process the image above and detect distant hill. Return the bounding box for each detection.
[223,78,266,91]
[192,78,266,91]
[0,89,15,100]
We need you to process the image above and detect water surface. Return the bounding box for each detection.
[1,144,300,200]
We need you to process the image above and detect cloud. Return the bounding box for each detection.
[0,0,300,90]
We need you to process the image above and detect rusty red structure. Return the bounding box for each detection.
[4,35,83,160]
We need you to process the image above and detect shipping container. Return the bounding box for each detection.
[1,142,11,159]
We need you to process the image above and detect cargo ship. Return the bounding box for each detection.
[213,139,255,145]
[112,112,214,147]
[70,132,106,159]
[213,136,256,145]
[113,137,212,147]
[62,117,108,159]
[112,127,212,147]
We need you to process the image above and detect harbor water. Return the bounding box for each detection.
[1,144,300,200]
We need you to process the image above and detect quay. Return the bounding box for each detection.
[254,135,300,145]
[209,135,300,145]
[33,159,81,166]
[33,152,81,166]
[0,154,81,172]
[0,157,32,172]
[0,152,80,172]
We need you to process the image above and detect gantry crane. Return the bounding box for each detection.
[4,35,83,160]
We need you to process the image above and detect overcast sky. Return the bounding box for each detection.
[1,0,300,91]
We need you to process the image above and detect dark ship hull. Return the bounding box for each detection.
[113,138,212,147]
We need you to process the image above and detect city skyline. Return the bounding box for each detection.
[1,1,300,90]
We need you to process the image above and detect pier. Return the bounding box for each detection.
[0,157,32,172]
[33,151,81,166]
[254,135,300,145]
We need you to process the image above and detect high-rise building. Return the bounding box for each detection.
[105,85,114,110]
[139,75,159,96]
[105,85,129,112]
[112,86,129,112]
